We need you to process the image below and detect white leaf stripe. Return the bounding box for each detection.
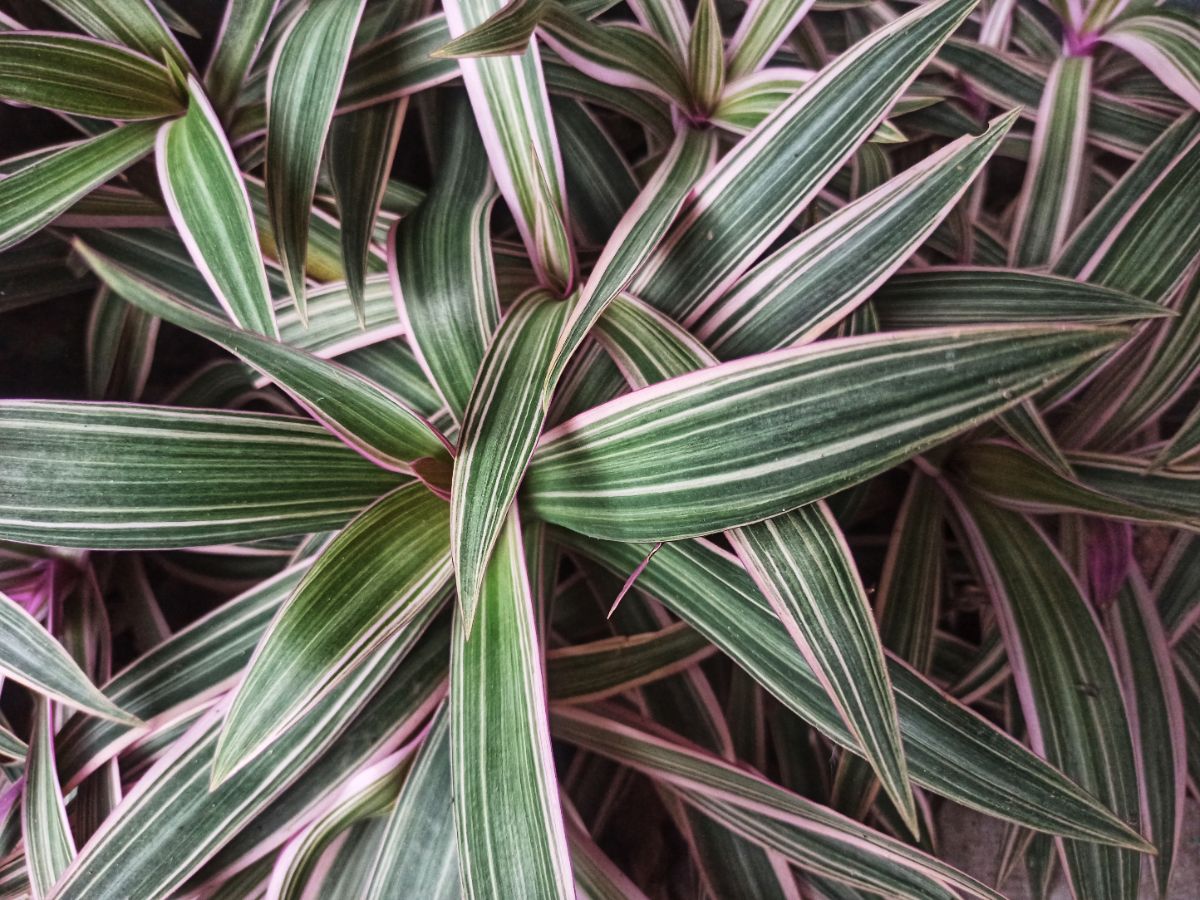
[451,292,567,628]
[0,589,136,724]
[630,0,978,323]
[690,111,1016,358]
[37,0,189,71]
[527,326,1122,541]
[78,241,452,474]
[0,401,405,549]
[204,0,279,117]
[451,509,573,899]
[158,75,278,338]
[729,506,917,834]
[1009,56,1091,268]
[1102,13,1200,113]
[211,484,452,785]
[265,0,367,320]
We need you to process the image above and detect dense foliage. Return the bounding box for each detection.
[0,0,1198,896]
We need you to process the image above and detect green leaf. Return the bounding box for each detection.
[0,123,158,252]
[0,723,24,762]
[555,529,1149,849]
[204,0,282,118]
[0,589,135,724]
[211,484,450,783]
[363,704,459,900]
[1108,575,1187,898]
[554,707,999,900]
[547,126,714,388]
[630,0,978,322]
[452,292,567,628]
[392,93,500,422]
[873,268,1168,328]
[686,0,724,112]
[328,100,403,327]
[451,509,573,899]
[85,286,160,402]
[0,32,183,120]
[726,0,817,80]
[526,325,1123,541]
[157,75,278,337]
[23,700,76,899]
[266,0,368,321]
[435,0,546,57]
[0,401,405,549]
[1009,56,1091,267]
[1102,13,1200,113]
[52,619,448,900]
[729,505,916,833]
[77,242,452,475]
[689,111,1016,359]
[38,0,189,72]
[949,493,1143,899]
[445,0,574,290]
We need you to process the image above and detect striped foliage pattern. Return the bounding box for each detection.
[0,0,1198,897]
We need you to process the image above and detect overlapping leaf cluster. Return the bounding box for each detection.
[0,0,1198,897]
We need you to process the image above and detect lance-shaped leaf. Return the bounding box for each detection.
[0,123,157,252]
[729,506,916,834]
[1108,574,1186,898]
[157,76,277,337]
[452,508,573,899]
[77,243,452,475]
[363,704,459,900]
[1070,453,1200,523]
[205,0,280,118]
[873,268,1167,328]
[686,0,724,113]
[266,0,367,320]
[726,0,817,80]
[333,14,461,114]
[23,700,75,899]
[266,744,417,900]
[688,110,1016,359]
[0,589,135,724]
[953,442,1199,529]
[212,484,451,784]
[1053,113,1200,304]
[949,492,1142,899]
[1009,56,1090,267]
[937,38,1169,159]
[1102,13,1200,113]
[596,297,913,830]
[0,401,405,549]
[554,707,999,900]
[547,620,712,703]
[435,0,546,57]
[537,5,691,108]
[526,325,1123,542]
[328,99,403,327]
[38,0,189,71]
[1158,403,1200,469]
[391,93,500,423]
[629,0,978,322]
[0,32,183,120]
[452,292,567,628]
[445,0,574,290]
[51,619,447,900]
[546,126,714,389]
[553,528,1148,849]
